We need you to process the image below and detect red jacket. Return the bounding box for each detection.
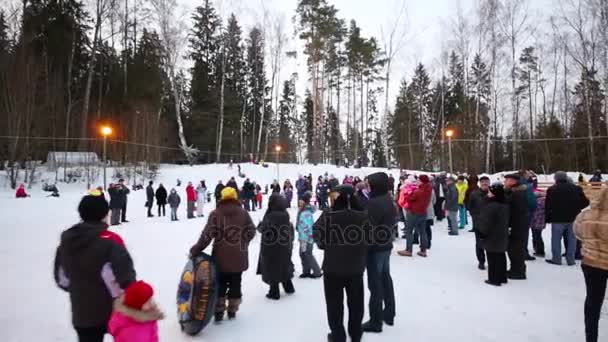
[186,185,196,202]
[407,182,432,215]
[15,187,27,198]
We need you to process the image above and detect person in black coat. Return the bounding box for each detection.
[270,180,281,194]
[362,172,397,333]
[256,194,295,300]
[316,177,330,209]
[504,174,530,280]
[214,180,225,204]
[117,179,130,223]
[242,178,256,212]
[314,185,369,342]
[478,183,510,286]
[54,193,137,342]
[155,183,168,217]
[226,177,239,193]
[145,181,154,217]
[545,171,590,265]
[467,176,490,270]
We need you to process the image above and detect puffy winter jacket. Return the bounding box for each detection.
[54,222,136,328]
[108,311,159,342]
[155,186,167,205]
[397,183,418,209]
[313,208,369,276]
[186,185,196,202]
[478,198,510,253]
[297,205,316,243]
[545,180,590,223]
[168,192,181,208]
[575,188,608,271]
[456,182,468,205]
[190,199,256,273]
[407,182,433,216]
[444,184,459,212]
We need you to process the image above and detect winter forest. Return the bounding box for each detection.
[1,0,608,181]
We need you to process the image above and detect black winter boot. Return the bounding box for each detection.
[266,284,280,300]
[282,280,295,294]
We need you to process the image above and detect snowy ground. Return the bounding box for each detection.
[0,163,604,341]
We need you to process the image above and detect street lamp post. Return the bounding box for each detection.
[275,145,282,181]
[101,126,112,190]
[446,129,454,174]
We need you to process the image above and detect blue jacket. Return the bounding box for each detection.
[524,181,538,214]
[297,205,316,243]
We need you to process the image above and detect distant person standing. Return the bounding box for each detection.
[146,181,155,217]
[433,173,447,221]
[155,183,167,217]
[108,184,124,226]
[445,177,460,236]
[545,171,590,266]
[118,179,130,223]
[589,170,603,183]
[186,182,196,219]
[467,176,490,270]
[575,188,608,342]
[456,176,469,229]
[214,180,225,204]
[168,189,181,221]
[196,181,207,217]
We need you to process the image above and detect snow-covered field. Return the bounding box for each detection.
[0,163,604,341]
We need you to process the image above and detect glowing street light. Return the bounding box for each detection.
[445,129,454,173]
[101,125,113,190]
[275,145,282,181]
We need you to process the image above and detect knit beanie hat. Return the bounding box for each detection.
[221,186,238,201]
[78,192,109,222]
[124,281,154,310]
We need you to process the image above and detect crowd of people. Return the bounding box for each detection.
[51,166,608,342]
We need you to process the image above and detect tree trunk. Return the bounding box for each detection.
[64,29,76,182]
[511,35,518,170]
[169,69,191,164]
[81,0,103,150]
[123,0,128,96]
[217,55,226,163]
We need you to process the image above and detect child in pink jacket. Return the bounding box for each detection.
[108,280,163,342]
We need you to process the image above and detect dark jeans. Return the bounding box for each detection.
[583,264,608,342]
[121,202,127,222]
[366,251,395,327]
[486,252,507,284]
[75,326,106,342]
[323,274,364,342]
[244,198,256,212]
[158,204,166,216]
[413,220,433,249]
[218,272,243,299]
[563,229,583,259]
[405,212,428,251]
[532,229,545,255]
[472,216,485,264]
[507,235,527,277]
[434,197,445,220]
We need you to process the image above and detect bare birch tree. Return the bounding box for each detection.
[148,0,197,163]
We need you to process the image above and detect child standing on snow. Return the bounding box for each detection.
[168,189,181,221]
[108,280,164,342]
[297,192,322,279]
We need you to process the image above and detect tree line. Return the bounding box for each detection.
[0,0,607,178]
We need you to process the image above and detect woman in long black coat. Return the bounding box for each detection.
[257,194,295,300]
